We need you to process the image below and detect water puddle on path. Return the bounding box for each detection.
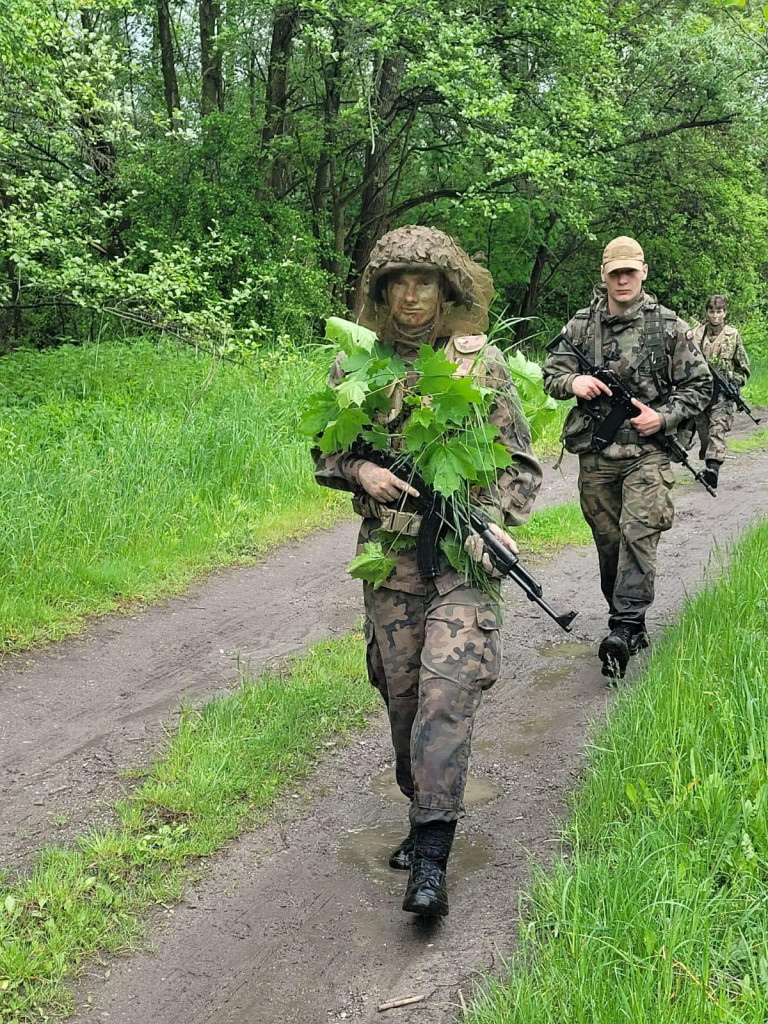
[537,639,593,659]
[371,771,501,808]
[531,664,572,691]
[337,824,493,885]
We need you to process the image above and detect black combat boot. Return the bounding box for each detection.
[389,825,416,870]
[402,821,456,918]
[598,623,635,679]
[702,460,720,491]
[627,620,650,656]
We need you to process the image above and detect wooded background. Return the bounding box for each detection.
[3,0,768,351]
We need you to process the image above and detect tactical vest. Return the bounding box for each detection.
[568,302,675,396]
[559,300,683,456]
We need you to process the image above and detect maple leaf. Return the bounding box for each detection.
[420,440,477,495]
[403,406,443,449]
[429,375,483,424]
[413,346,459,390]
[325,316,377,354]
[348,542,397,589]
[317,407,371,452]
[336,377,369,408]
[299,389,340,437]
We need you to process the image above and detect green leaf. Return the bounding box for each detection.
[348,542,397,588]
[420,441,473,495]
[430,375,483,424]
[336,377,369,408]
[377,530,416,553]
[413,345,460,387]
[403,405,443,448]
[325,316,377,354]
[317,407,371,452]
[299,390,339,437]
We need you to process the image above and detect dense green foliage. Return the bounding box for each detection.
[2,0,767,352]
[466,517,768,1023]
[0,339,345,650]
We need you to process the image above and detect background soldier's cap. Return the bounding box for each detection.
[602,236,645,273]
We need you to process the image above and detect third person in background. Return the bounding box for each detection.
[543,236,712,680]
[692,294,751,491]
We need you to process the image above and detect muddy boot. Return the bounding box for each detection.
[389,825,416,870]
[402,822,456,918]
[702,460,720,491]
[598,623,634,679]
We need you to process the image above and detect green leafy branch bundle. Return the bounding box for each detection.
[301,317,551,589]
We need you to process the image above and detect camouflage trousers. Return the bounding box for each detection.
[363,582,501,826]
[578,450,675,628]
[695,397,734,464]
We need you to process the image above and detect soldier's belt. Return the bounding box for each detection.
[374,505,423,536]
[611,425,644,446]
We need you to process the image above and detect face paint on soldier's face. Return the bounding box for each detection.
[706,305,726,327]
[387,271,441,328]
[600,264,648,314]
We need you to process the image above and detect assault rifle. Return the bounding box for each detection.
[348,440,577,633]
[549,331,717,497]
[709,363,761,425]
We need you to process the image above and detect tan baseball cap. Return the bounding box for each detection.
[602,236,645,273]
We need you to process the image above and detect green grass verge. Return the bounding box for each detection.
[0,339,348,652]
[743,356,768,408]
[515,500,592,554]
[0,634,376,1021]
[464,519,768,1023]
[728,428,768,454]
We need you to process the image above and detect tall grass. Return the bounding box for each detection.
[0,339,344,650]
[466,520,768,1023]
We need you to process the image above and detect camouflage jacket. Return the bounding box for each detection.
[314,334,543,595]
[692,323,750,389]
[543,287,713,459]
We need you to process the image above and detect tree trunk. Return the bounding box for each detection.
[199,0,222,116]
[312,19,343,279]
[259,4,299,196]
[347,52,404,303]
[518,213,558,327]
[157,0,180,120]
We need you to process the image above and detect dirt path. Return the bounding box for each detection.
[1,417,766,1023]
[0,457,575,871]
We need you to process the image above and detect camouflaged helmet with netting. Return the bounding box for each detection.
[359,225,494,337]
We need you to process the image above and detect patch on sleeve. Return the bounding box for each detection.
[452,333,487,355]
[685,329,694,341]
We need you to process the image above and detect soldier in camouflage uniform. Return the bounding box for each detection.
[314,225,542,917]
[692,294,751,491]
[543,236,712,679]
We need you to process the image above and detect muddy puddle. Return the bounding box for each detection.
[537,639,593,659]
[371,770,501,807]
[337,824,493,885]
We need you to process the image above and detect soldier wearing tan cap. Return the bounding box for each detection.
[543,236,712,679]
